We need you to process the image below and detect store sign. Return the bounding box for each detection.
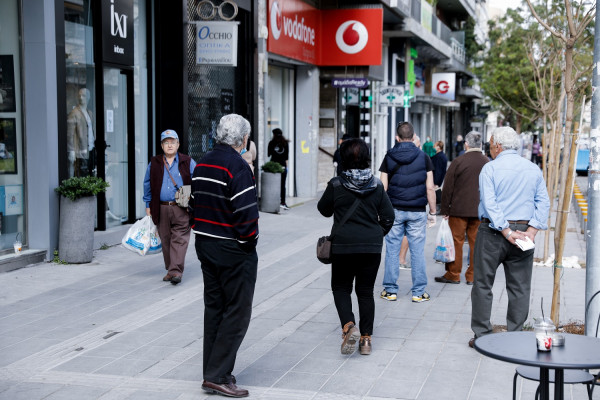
[196,22,239,66]
[101,0,134,66]
[267,0,382,66]
[432,73,456,101]
[331,78,369,88]
[378,86,405,107]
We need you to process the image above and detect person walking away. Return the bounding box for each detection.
[430,140,448,212]
[469,127,550,348]
[422,136,436,157]
[379,122,437,303]
[436,131,488,285]
[190,114,259,397]
[268,128,290,209]
[143,129,196,285]
[318,138,394,355]
[454,134,465,157]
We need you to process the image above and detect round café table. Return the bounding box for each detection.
[474,332,600,400]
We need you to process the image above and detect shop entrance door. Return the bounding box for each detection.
[98,67,135,229]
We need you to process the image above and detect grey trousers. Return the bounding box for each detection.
[471,222,534,338]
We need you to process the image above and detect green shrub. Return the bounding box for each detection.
[55,176,109,201]
[261,161,285,173]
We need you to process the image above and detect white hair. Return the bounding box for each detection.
[492,126,520,150]
[465,131,482,148]
[216,114,251,147]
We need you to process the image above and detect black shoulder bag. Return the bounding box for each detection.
[316,179,361,264]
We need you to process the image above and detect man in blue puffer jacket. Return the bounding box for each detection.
[379,122,437,303]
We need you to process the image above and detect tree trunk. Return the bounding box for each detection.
[551,43,577,325]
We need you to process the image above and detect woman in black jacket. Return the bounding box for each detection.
[318,139,395,355]
[267,128,290,209]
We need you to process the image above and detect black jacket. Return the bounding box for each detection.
[317,174,395,254]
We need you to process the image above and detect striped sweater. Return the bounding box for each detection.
[190,144,259,243]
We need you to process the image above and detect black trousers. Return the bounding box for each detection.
[471,223,534,338]
[331,253,381,336]
[280,167,287,204]
[195,238,258,384]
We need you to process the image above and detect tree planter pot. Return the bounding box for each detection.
[260,172,281,213]
[59,195,96,263]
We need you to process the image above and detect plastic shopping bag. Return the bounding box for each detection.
[121,216,162,256]
[433,219,455,263]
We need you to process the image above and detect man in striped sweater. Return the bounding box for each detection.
[190,114,258,398]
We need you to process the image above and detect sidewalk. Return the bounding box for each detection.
[0,198,591,400]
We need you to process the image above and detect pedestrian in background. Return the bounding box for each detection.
[143,129,196,285]
[191,114,259,398]
[379,122,437,303]
[531,137,541,166]
[430,140,447,211]
[422,136,436,157]
[268,128,290,210]
[454,134,465,157]
[436,131,488,285]
[241,137,257,173]
[318,138,394,355]
[469,126,550,348]
[333,133,351,176]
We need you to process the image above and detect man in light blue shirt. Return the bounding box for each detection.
[469,127,550,348]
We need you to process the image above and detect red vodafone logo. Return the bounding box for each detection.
[270,1,282,40]
[335,20,368,54]
[437,80,450,94]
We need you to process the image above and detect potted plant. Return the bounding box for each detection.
[55,176,109,263]
[260,161,284,213]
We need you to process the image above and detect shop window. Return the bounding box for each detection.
[0,0,26,252]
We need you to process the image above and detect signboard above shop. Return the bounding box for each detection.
[267,0,383,66]
[195,21,239,66]
[432,73,456,101]
[378,86,405,107]
[331,78,369,88]
[101,0,134,66]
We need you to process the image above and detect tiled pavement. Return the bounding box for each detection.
[0,197,593,399]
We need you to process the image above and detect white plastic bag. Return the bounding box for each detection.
[121,216,162,256]
[433,219,455,263]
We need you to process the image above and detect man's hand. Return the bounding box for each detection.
[145,207,151,217]
[443,215,449,220]
[427,213,436,228]
[502,227,527,246]
[68,151,75,163]
[518,227,538,243]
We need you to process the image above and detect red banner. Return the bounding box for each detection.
[267,0,382,66]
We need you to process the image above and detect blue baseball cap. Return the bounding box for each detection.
[160,129,179,142]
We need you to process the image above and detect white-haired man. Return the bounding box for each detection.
[191,114,259,398]
[469,127,550,348]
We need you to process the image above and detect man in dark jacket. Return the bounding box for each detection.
[143,129,196,284]
[379,122,437,303]
[436,131,489,285]
[191,114,258,398]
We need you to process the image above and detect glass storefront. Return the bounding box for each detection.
[63,0,148,229]
[0,0,26,251]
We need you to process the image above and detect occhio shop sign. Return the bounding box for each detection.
[196,21,239,66]
[267,0,382,66]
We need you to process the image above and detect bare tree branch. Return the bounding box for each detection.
[525,0,567,42]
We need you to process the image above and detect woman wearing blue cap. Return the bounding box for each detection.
[143,129,196,284]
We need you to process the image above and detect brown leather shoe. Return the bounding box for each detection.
[341,322,360,355]
[202,380,249,398]
[359,335,372,355]
[468,337,475,348]
[170,275,182,285]
[163,274,173,282]
[434,276,460,284]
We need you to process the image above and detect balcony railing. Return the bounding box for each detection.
[450,37,466,64]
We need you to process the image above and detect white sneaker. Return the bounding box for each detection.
[280,204,290,210]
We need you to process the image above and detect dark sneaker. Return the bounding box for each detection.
[341,322,360,355]
[434,276,460,284]
[380,290,397,301]
[170,275,182,285]
[468,337,476,348]
[412,292,431,303]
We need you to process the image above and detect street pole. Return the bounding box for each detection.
[585,11,600,338]
[404,81,410,123]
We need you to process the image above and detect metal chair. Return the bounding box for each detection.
[512,365,594,400]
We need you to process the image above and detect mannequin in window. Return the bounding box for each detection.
[67,88,96,176]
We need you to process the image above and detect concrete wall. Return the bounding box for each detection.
[23,0,59,259]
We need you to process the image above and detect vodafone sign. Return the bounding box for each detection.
[432,73,456,101]
[267,0,382,66]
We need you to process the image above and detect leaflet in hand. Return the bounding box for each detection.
[515,236,535,251]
